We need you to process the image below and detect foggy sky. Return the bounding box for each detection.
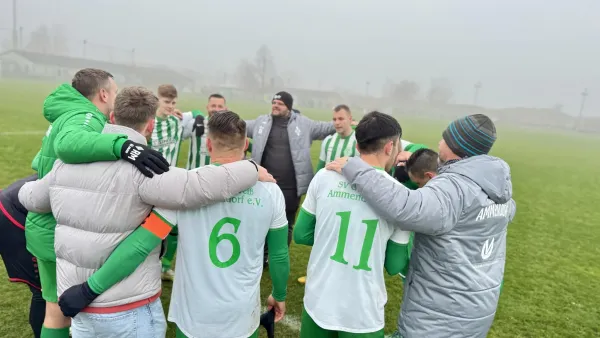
[1,0,599,116]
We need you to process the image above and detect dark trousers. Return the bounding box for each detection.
[264,193,300,265]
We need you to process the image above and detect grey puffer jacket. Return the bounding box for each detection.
[246,111,334,196]
[342,155,516,338]
[18,124,259,308]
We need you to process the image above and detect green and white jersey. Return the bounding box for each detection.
[300,168,411,333]
[401,139,413,150]
[186,112,209,169]
[319,131,358,164]
[155,172,287,338]
[148,112,195,166]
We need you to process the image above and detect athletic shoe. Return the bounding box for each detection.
[162,269,175,281]
[297,275,306,284]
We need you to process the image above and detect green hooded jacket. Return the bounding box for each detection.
[25,84,128,260]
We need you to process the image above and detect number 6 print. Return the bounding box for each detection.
[209,217,242,268]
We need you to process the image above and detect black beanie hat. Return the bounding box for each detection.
[442,114,497,158]
[272,91,293,111]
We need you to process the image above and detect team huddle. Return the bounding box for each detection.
[0,68,516,338]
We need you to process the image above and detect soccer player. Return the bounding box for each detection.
[186,93,227,169]
[149,84,196,167]
[405,148,439,188]
[26,69,169,338]
[294,111,411,338]
[0,175,45,338]
[149,84,202,280]
[153,111,290,338]
[315,104,358,171]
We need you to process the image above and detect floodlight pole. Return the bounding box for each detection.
[12,0,18,49]
[577,88,588,131]
[474,81,482,105]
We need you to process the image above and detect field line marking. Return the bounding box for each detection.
[260,306,394,337]
[0,130,46,136]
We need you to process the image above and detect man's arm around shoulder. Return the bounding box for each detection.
[342,158,463,235]
[138,160,259,209]
[307,116,335,141]
[18,167,56,214]
[54,111,127,164]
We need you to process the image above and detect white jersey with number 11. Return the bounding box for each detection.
[301,168,410,333]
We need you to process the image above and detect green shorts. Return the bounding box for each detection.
[300,307,384,338]
[37,257,58,303]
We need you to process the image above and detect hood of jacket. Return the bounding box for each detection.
[440,155,512,204]
[43,84,102,123]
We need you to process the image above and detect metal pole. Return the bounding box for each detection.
[12,0,18,49]
[474,81,482,105]
[577,88,588,131]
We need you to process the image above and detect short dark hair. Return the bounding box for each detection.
[208,93,226,103]
[157,84,178,99]
[406,148,439,178]
[114,86,158,131]
[355,111,402,154]
[71,68,113,100]
[334,104,351,114]
[207,110,246,150]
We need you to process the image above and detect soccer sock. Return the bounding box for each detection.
[29,287,45,338]
[162,227,178,271]
[40,326,69,338]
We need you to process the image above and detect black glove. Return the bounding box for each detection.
[120,140,170,178]
[193,115,205,137]
[393,161,411,183]
[58,281,100,317]
[260,308,276,338]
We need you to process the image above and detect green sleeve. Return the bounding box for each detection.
[315,160,326,173]
[293,208,316,246]
[191,110,205,117]
[384,240,410,276]
[31,150,41,172]
[87,225,168,294]
[54,112,128,164]
[404,143,428,152]
[267,226,290,302]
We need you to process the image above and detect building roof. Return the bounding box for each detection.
[0,50,193,84]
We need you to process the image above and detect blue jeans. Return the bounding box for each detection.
[71,298,167,338]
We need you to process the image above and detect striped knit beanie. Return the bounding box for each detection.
[442,114,496,158]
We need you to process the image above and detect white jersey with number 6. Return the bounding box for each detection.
[154,172,287,338]
[301,168,410,333]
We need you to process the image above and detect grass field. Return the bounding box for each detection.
[0,80,599,338]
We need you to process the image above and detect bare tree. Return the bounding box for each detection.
[50,24,69,56]
[427,78,454,104]
[235,59,260,91]
[25,25,52,53]
[392,80,420,101]
[254,44,276,90]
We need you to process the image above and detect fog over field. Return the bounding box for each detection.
[1,0,599,128]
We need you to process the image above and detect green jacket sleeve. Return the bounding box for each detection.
[384,240,410,276]
[404,143,428,153]
[267,226,290,302]
[87,213,171,294]
[293,208,316,246]
[54,112,128,164]
[31,150,41,172]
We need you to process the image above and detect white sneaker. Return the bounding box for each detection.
[162,269,175,281]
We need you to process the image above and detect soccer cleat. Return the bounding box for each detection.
[162,269,175,281]
[260,308,275,338]
[297,275,306,284]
